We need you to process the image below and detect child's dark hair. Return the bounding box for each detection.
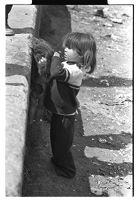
[62,32,96,73]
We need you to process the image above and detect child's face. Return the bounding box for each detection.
[64,47,81,63]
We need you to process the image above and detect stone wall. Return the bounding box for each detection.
[5,5,41,196]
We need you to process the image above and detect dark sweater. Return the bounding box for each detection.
[44,55,83,115]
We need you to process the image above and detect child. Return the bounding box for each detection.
[44,32,96,178]
[29,37,54,124]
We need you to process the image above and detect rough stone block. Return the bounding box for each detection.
[5,5,40,196]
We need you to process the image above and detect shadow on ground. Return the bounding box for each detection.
[22,121,93,196]
[22,108,132,196]
[82,75,132,87]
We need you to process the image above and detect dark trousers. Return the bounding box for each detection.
[6,5,12,23]
[50,113,76,178]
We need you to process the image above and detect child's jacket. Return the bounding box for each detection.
[44,54,83,115]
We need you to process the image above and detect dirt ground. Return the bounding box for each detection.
[22,5,133,196]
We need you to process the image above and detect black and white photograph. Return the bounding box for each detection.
[2,0,134,197]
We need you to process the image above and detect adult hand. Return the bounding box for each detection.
[37,57,47,75]
[53,52,60,57]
